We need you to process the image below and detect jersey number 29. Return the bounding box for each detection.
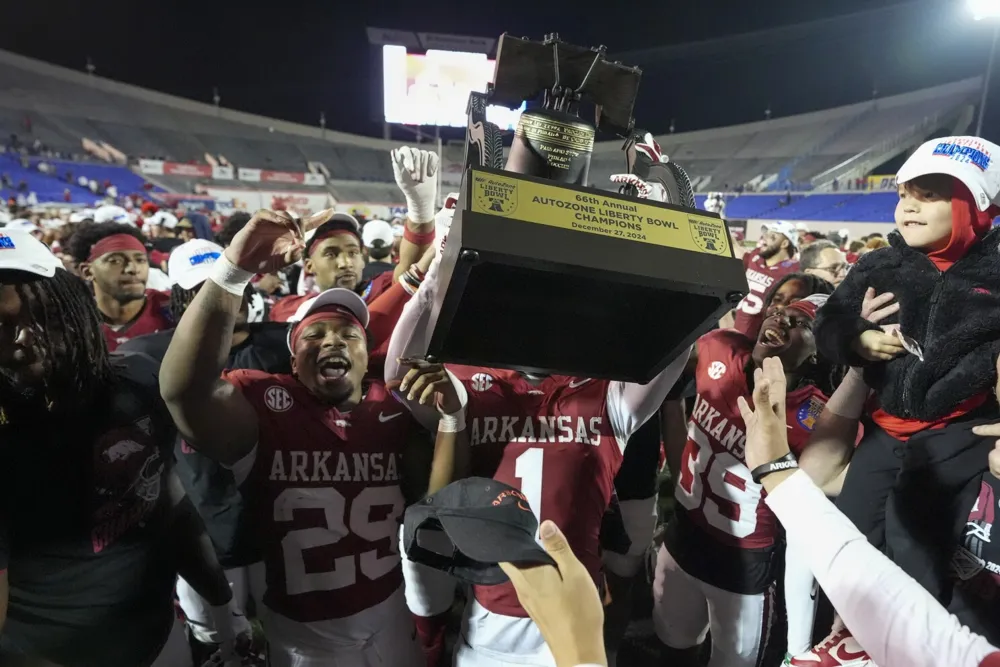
[274,486,404,596]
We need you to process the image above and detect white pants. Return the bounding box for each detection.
[652,544,775,667]
[149,617,194,667]
[784,541,819,655]
[263,589,423,667]
[453,598,555,667]
[399,524,458,617]
[176,562,266,643]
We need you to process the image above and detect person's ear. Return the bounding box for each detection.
[303,257,315,275]
[78,261,94,282]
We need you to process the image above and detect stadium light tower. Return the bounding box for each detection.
[970,0,1000,135]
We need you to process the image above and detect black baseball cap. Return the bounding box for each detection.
[402,477,555,585]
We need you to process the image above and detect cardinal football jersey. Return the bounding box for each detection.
[224,369,413,625]
[100,289,173,352]
[448,366,631,618]
[666,330,828,593]
[732,249,800,338]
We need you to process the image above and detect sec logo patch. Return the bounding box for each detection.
[796,396,826,431]
[707,361,726,380]
[470,373,493,392]
[265,386,293,412]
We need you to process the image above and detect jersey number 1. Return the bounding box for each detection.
[514,448,545,543]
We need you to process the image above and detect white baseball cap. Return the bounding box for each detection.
[361,220,394,249]
[146,211,179,229]
[6,218,40,234]
[0,229,63,278]
[168,239,225,290]
[286,288,370,351]
[93,205,132,225]
[897,136,1000,212]
[762,220,800,249]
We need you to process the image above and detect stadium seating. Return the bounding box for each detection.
[699,192,897,223]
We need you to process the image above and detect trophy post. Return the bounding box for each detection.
[424,34,747,383]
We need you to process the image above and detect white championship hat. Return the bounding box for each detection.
[761,220,800,249]
[361,220,394,249]
[93,205,132,225]
[897,136,1000,212]
[285,288,369,352]
[168,239,225,290]
[0,229,63,277]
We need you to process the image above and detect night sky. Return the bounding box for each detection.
[3,0,999,140]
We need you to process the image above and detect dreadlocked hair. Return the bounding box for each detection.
[169,283,198,322]
[17,270,114,406]
[67,222,147,264]
[169,282,256,321]
[762,272,845,397]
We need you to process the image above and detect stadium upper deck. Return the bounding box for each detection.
[0,48,981,193]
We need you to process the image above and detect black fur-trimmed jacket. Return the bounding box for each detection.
[814,228,1000,421]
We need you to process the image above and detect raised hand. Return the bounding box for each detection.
[223,210,304,274]
[393,358,462,414]
[391,147,439,223]
[738,356,791,472]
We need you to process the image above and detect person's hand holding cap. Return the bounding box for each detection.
[499,521,606,667]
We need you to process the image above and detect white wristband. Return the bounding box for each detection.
[438,409,466,433]
[209,255,254,296]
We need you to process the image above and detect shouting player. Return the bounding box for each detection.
[386,251,691,667]
[68,221,173,351]
[732,221,800,338]
[159,210,464,666]
[0,229,244,667]
[652,277,837,667]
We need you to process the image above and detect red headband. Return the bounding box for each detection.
[785,294,829,321]
[309,229,359,257]
[289,305,365,351]
[88,234,146,262]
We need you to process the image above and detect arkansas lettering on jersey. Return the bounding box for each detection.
[733,249,800,337]
[675,330,828,550]
[224,369,413,623]
[101,290,173,352]
[450,366,622,618]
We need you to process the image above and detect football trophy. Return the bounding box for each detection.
[425,33,746,382]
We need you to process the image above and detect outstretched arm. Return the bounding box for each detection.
[385,253,443,386]
[606,348,691,452]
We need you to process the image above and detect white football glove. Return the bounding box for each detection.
[609,174,668,203]
[433,192,459,258]
[610,132,670,202]
[391,147,439,224]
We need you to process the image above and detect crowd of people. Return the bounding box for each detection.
[1,134,1000,667]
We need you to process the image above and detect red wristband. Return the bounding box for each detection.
[403,227,436,246]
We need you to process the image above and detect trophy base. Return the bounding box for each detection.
[425,168,747,383]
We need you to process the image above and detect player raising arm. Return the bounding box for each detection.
[160,210,463,667]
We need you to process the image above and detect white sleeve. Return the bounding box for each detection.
[384,254,441,386]
[605,347,690,453]
[383,256,466,431]
[767,471,997,667]
[224,444,258,486]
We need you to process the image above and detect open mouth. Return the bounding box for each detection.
[318,355,351,380]
[902,220,926,228]
[759,324,789,349]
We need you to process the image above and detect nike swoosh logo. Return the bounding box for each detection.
[568,379,591,389]
[834,644,868,662]
[379,412,403,423]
